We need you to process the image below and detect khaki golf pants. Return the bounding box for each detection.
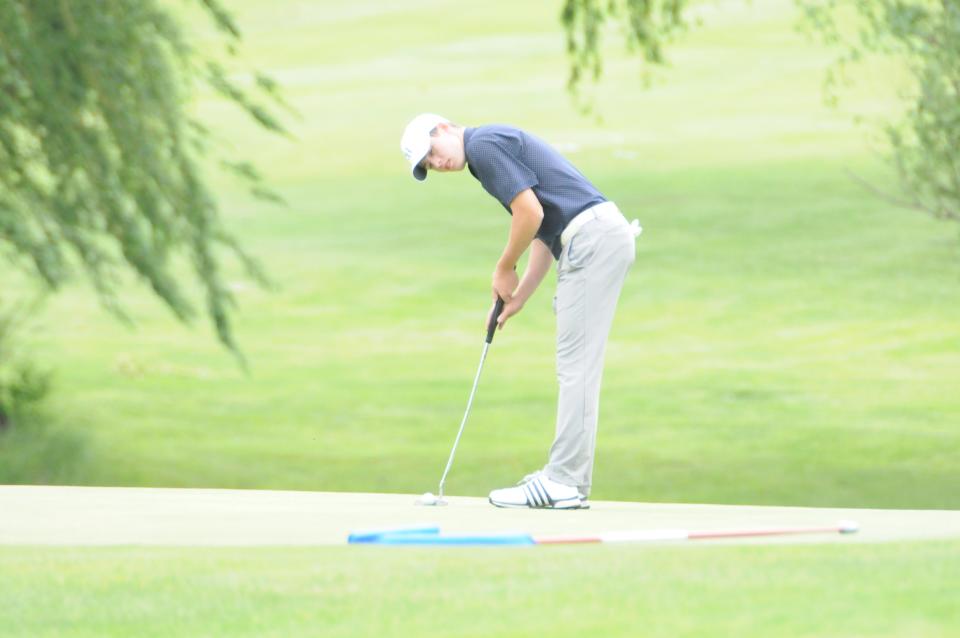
[544,203,638,497]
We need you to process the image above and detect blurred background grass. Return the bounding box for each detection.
[1,0,957,508]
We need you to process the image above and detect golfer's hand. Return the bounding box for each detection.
[485,297,523,332]
[492,266,518,304]
[496,297,524,330]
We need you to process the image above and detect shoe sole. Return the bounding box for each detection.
[488,497,590,510]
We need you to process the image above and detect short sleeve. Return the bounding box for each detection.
[467,138,539,210]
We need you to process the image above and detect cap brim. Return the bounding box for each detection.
[412,164,427,181]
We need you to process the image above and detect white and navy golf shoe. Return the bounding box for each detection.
[488,472,588,509]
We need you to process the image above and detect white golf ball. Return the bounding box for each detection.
[838,520,860,534]
[420,492,437,505]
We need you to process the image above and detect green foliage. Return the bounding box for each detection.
[798,1,960,222]
[0,1,286,359]
[567,0,960,227]
[0,304,50,429]
[560,0,688,105]
[0,362,50,428]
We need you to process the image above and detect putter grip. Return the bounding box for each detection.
[486,297,505,344]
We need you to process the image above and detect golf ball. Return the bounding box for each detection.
[420,492,437,505]
[838,520,860,534]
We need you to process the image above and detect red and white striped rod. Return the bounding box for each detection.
[534,520,859,545]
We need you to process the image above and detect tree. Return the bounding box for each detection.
[798,0,960,223]
[0,0,288,362]
[562,0,960,225]
[561,0,689,107]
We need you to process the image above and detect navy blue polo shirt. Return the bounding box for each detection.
[464,125,607,260]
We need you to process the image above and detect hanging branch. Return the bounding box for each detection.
[0,0,290,363]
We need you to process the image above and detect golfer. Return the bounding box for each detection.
[401,114,641,509]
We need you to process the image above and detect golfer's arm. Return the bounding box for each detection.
[497,188,544,272]
[513,239,553,305]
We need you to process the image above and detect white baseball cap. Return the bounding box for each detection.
[400,113,449,181]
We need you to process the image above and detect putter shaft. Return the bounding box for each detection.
[438,341,490,500]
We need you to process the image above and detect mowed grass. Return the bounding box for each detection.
[2,2,958,635]
[2,0,959,512]
[1,541,959,637]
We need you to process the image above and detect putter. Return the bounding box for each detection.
[417,297,505,507]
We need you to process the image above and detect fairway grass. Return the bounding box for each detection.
[1,0,959,511]
[1,2,957,634]
[1,541,958,637]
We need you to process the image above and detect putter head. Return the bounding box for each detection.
[415,492,448,507]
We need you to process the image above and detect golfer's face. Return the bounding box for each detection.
[422,128,464,173]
